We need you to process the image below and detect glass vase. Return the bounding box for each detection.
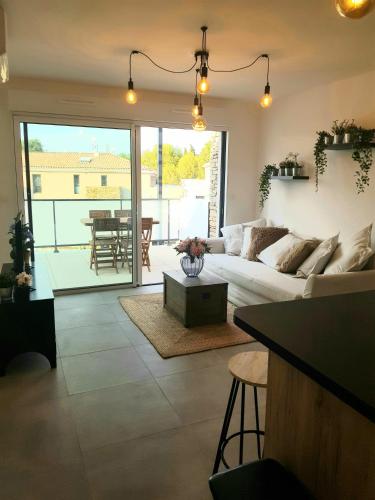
[180,255,204,278]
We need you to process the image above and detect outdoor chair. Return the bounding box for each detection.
[114,210,133,272]
[89,210,111,218]
[90,217,120,275]
[141,217,153,272]
[114,209,132,219]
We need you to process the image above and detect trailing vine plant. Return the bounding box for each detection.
[314,122,375,193]
[259,164,277,209]
[314,131,330,191]
[351,127,375,193]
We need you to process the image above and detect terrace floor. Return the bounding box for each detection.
[36,245,181,291]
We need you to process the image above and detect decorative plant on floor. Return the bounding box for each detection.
[314,121,375,193]
[258,164,277,209]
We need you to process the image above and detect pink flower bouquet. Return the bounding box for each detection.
[174,237,211,263]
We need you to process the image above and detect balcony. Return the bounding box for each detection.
[30,198,209,290]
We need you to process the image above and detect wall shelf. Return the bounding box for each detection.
[271,176,309,181]
[325,142,375,151]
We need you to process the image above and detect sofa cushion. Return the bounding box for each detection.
[240,218,267,258]
[324,224,374,274]
[248,227,289,261]
[204,254,305,302]
[221,223,243,255]
[296,234,339,278]
[257,234,317,272]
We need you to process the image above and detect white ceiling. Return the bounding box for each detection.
[2,0,375,101]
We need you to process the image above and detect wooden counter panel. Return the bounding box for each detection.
[264,352,375,500]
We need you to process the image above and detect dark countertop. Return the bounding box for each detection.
[234,291,375,422]
[1,263,54,302]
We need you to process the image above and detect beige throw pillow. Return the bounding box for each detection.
[296,234,339,278]
[240,218,267,258]
[247,227,289,261]
[221,223,243,255]
[324,224,374,275]
[257,234,305,269]
[278,240,318,273]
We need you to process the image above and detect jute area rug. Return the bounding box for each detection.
[119,293,254,358]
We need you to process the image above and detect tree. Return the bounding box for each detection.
[197,140,212,167]
[119,152,131,161]
[28,139,44,152]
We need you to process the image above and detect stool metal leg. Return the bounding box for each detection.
[254,385,262,459]
[239,383,245,464]
[212,378,239,474]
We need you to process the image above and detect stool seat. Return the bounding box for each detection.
[209,458,313,500]
[228,351,268,387]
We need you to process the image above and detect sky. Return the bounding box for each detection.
[25,124,215,156]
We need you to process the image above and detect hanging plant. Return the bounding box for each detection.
[259,164,277,209]
[314,131,330,191]
[351,127,375,193]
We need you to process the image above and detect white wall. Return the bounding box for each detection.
[258,69,375,241]
[0,78,260,263]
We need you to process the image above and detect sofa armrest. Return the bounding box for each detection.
[207,237,225,254]
[303,270,375,299]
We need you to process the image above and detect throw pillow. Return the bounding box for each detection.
[278,240,319,273]
[295,234,339,278]
[247,227,289,261]
[240,218,266,258]
[221,223,243,255]
[257,234,304,269]
[257,234,318,272]
[324,224,374,275]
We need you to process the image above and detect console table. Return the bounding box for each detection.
[0,262,56,376]
[234,291,375,500]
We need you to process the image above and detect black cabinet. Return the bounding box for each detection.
[0,262,56,376]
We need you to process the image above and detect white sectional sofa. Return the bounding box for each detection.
[203,237,375,306]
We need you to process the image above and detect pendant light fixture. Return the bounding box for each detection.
[125,26,272,129]
[335,0,374,18]
[0,6,9,84]
[191,70,200,117]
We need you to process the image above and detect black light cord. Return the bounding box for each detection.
[207,54,268,73]
[130,50,197,74]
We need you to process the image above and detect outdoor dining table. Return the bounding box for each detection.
[80,218,160,226]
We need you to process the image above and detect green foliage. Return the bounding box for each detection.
[119,153,131,161]
[259,164,277,209]
[0,272,14,288]
[29,139,44,152]
[314,131,329,191]
[351,127,375,193]
[141,141,212,185]
[314,125,375,193]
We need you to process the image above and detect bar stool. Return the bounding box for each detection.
[213,351,268,475]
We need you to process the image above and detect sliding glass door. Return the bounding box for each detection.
[20,121,136,291]
[140,126,226,285]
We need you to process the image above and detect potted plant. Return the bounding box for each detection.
[174,237,211,277]
[279,152,303,176]
[8,212,34,273]
[351,126,375,193]
[344,119,356,144]
[258,164,277,208]
[13,271,33,302]
[314,131,330,191]
[331,119,348,144]
[0,272,14,301]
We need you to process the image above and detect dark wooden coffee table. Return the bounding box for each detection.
[163,270,228,328]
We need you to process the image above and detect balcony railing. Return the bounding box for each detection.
[27,198,209,252]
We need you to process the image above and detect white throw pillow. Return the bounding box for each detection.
[221,223,243,255]
[324,225,374,275]
[295,234,339,278]
[257,234,304,269]
[240,218,266,258]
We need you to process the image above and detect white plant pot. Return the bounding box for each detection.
[344,133,351,144]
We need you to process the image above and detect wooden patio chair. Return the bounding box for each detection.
[141,217,153,272]
[89,210,111,218]
[90,217,120,275]
[114,210,133,272]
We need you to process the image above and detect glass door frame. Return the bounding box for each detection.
[13,113,140,293]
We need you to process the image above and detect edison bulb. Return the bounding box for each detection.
[125,88,137,104]
[197,77,210,95]
[335,0,374,18]
[260,92,272,109]
[192,115,207,131]
[192,104,200,117]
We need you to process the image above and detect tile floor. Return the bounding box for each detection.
[0,285,267,500]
